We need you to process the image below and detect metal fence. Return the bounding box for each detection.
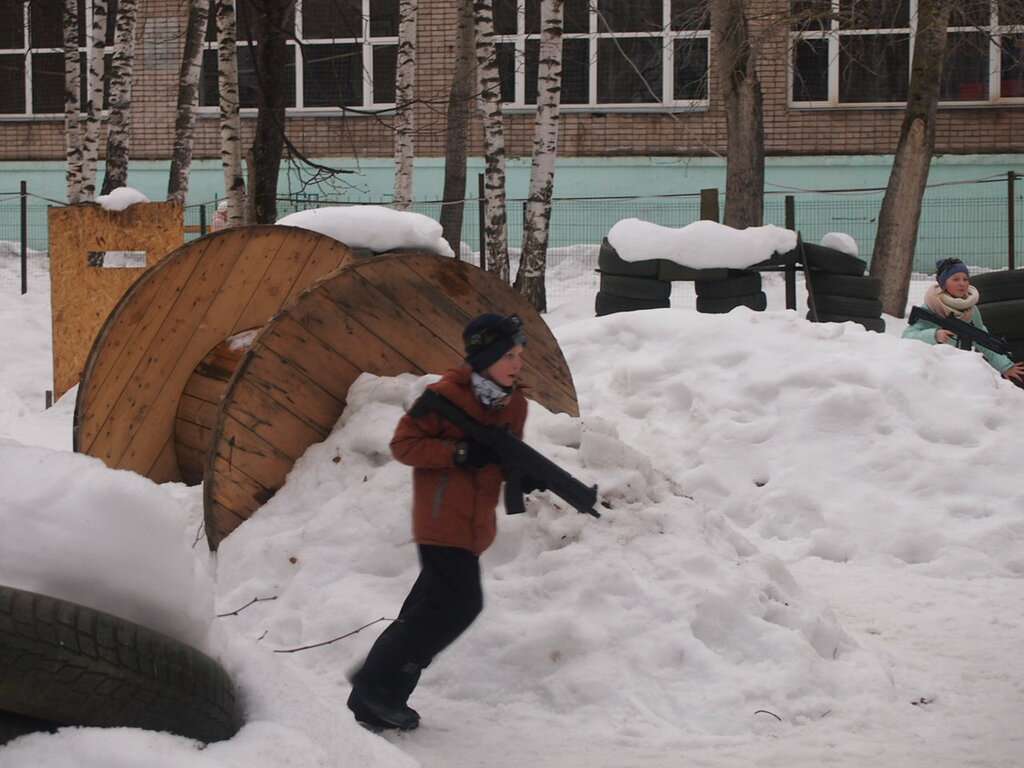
[4,178,1022,297]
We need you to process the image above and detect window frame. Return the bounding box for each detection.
[198,0,399,115]
[495,0,711,113]
[789,0,1024,108]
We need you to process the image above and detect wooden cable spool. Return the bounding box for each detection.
[74,226,580,551]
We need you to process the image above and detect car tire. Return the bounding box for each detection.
[599,273,672,301]
[806,273,881,300]
[0,710,60,746]
[597,238,661,278]
[976,298,1024,337]
[696,291,767,314]
[810,293,883,318]
[800,242,867,276]
[972,269,1024,304]
[695,271,762,298]
[595,291,670,316]
[0,585,243,744]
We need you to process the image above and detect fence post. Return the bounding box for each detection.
[477,173,486,267]
[1009,171,1016,271]
[785,195,795,231]
[20,180,27,295]
[784,194,797,310]
[199,202,208,236]
[699,188,719,222]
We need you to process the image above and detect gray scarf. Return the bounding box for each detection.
[471,372,512,409]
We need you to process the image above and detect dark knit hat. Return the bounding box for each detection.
[463,313,527,372]
[936,258,969,289]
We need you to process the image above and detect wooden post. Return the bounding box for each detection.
[199,202,208,236]
[20,180,27,295]
[1009,171,1016,271]
[477,172,486,267]
[700,188,719,222]
[785,195,796,310]
[45,390,53,409]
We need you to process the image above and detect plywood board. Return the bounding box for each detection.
[49,202,184,399]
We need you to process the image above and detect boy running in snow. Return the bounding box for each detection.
[347,313,529,731]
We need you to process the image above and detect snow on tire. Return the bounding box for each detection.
[0,585,243,744]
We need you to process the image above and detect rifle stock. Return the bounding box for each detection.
[409,389,601,519]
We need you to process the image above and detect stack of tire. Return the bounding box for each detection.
[972,268,1024,361]
[595,238,671,316]
[800,242,885,333]
[694,270,767,314]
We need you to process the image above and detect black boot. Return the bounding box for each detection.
[347,683,419,731]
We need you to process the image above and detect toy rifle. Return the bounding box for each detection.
[409,389,601,518]
[908,305,1013,357]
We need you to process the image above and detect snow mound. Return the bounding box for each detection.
[821,232,859,257]
[608,219,796,268]
[214,372,890,740]
[0,441,213,647]
[277,205,455,258]
[95,186,150,211]
[0,240,46,260]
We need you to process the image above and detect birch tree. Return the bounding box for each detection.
[869,0,956,317]
[516,0,563,311]
[81,0,108,201]
[392,0,417,211]
[473,0,509,281]
[711,0,764,227]
[167,0,211,204]
[64,0,84,203]
[218,0,246,225]
[102,0,138,195]
[439,0,476,255]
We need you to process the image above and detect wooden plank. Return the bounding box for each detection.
[147,436,182,484]
[224,227,309,335]
[174,418,212,454]
[286,286,420,376]
[278,237,354,313]
[207,456,276,517]
[240,347,346,434]
[224,377,329,460]
[182,372,230,405]
[257,314,363,402]
[320,268,464,376]
[176,394,219,428]
[213,417,295,495]
[89,229,255,466]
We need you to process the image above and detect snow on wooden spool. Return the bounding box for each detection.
[202,251,580,549]
[74,226,357,481]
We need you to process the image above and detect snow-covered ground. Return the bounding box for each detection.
[1,250,1022,768]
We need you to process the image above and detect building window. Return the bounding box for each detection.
[790,0,1024,106]
[494,0,710,109]
[199,0,398,111]
[0,0,116,116]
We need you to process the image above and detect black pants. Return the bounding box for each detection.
[354,544,483,698]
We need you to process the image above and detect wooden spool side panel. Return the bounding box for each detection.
[77,226,354,483]
[49,202,184,400]
[205,252,581,548]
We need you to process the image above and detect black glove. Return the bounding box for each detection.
[454,439,500,469]
[520,474,547,494]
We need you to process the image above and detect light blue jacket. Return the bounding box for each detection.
[902,306,1014,374]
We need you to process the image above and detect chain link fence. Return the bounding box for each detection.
[5,177,1023,298]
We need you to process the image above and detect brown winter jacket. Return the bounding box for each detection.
[390,366,528,556]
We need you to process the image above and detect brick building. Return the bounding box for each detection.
[0,0,1022,240]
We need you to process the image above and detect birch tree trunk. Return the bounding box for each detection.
[711,0,764,228]
[218,0,246,225]
[64,0,84,204]
[516,0,563,311]
[250,0,295,224]
[167,0,211,204]
[392,0,417,211]
[869,0,954,317]
[81,0,108,201]
[102,0,138,195]
[439,0,476,256]
[473,0,509,281]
